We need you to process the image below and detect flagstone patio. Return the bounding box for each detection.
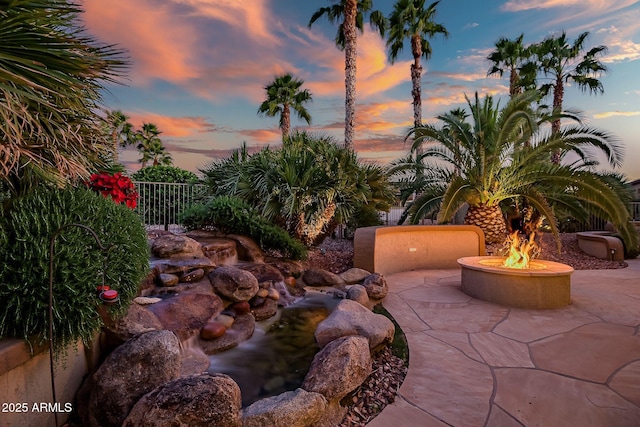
[367,258,640,427]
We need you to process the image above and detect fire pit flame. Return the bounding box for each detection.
[502,231,540,269]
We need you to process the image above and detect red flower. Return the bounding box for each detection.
[87,171,138,210]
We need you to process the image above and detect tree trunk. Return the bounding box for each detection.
[551,76,564,164]
[282,104,291,140]
[464,203,508,245]
[509,66,520,97]
[410,34,423,129]
[343,0,358,149]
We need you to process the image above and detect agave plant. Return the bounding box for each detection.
[400,90,637,255]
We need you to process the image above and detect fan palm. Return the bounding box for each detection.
[487,34,533,98]
[533,31,608,162]
[387,0,448,128]
[104,110,134,161]
[403,90,637,255]
[0,0,127,195]
[135,123,172,167]
[257,74,312,140]
[309,0,386,148]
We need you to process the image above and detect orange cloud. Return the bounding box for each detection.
[83,0,198,84]
[236,129,283,144]
[593,111,640,119]
[126,112,219,138]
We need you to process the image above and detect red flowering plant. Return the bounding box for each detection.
[87,172,138,209]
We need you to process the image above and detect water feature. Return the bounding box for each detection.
[207,291,340,407]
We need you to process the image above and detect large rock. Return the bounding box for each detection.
[302,268,346,288]
[123,373,241,427]
[346,284,371,309]
[151,234,203,258]
[209,266,259,302]
[242,388,327,427]
[227,234,265,263]
[147,292,224,340]
[79,330,181,427]
[302,336,372,401]
[239,263,284,287]
[199,313,256,355]
[339,268,371,284]
[104,302,163,342]
[314,299,394,349]
[362,273,388,301]
[152,256,215,275]
[250,297,279,321]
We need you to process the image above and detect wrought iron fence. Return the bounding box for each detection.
[632,202,640,221]
[133,181,205,232]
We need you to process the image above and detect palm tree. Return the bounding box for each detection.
[387,0,448,128]
[403,90,637,255]
[105,110,134,161]
[257,74,312,140]
[309,0,386,148]
[135,123,172,167]
[0,0,127,195]
[487,34,532,98]
[533,31,608,163]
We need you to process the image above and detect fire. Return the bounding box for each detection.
[502,231,539,269]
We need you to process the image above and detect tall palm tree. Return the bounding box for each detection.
[487,34,532,98]
[403,90,637,255]
[533,31,608,163]
[135,123,172,167]
[105,110,134,161]
[0,0,127,195]
[309,0,386,148]
[387,0,448,128]
[257,73,312,140]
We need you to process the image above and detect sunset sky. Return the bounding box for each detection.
[82,0,640,180]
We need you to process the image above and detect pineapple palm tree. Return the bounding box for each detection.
[386,0,448,128]
[0,0,127,195]
[403,90,637,255]
[257,73,312,140]
[135,123,172,167]
[309,0,386,148]
[533,31,608,163]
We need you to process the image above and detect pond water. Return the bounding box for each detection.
[207,291,341,407]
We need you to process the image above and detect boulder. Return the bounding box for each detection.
[123,373,242,427]
[362,273,388,301]
[302,268,346,288]
[314,299,394,350]
[251,297,278,321]
[339,268,371,284]
[151,234,203,258]
[346,284,371,309]
[302,336,372,401]
[152,256,215,275]
[159,273,179,287]
[201,321,227,340]
[239,263,284,287]
[192,235,239,266]
[199,313,255,355]
[147,292,224,341]
[242,388,327,427]
[79,330,181,427]
[226,234,264,263]
[104,302,163,342]
[209,266,259,302]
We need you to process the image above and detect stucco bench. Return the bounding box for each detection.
[353,225,485,275]
[576,231,625,261]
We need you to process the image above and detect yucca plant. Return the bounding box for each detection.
[400,90,637,256]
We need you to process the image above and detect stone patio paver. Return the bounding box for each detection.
[369,258,640,427]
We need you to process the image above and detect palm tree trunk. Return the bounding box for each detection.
[343,0,358,149]
[551,77,564,164]
[410,35,423,129]
[464,203,508,244]
[282,104,291,139]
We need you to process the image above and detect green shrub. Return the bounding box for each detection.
[131,165,199,183]
[180,196,307,260]
[0,187,149,351]
[200,132,395,245]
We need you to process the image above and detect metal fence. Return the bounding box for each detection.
[633,202,640,221]
[133,181,205,232]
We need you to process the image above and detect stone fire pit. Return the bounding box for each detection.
[458,256,573,309]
